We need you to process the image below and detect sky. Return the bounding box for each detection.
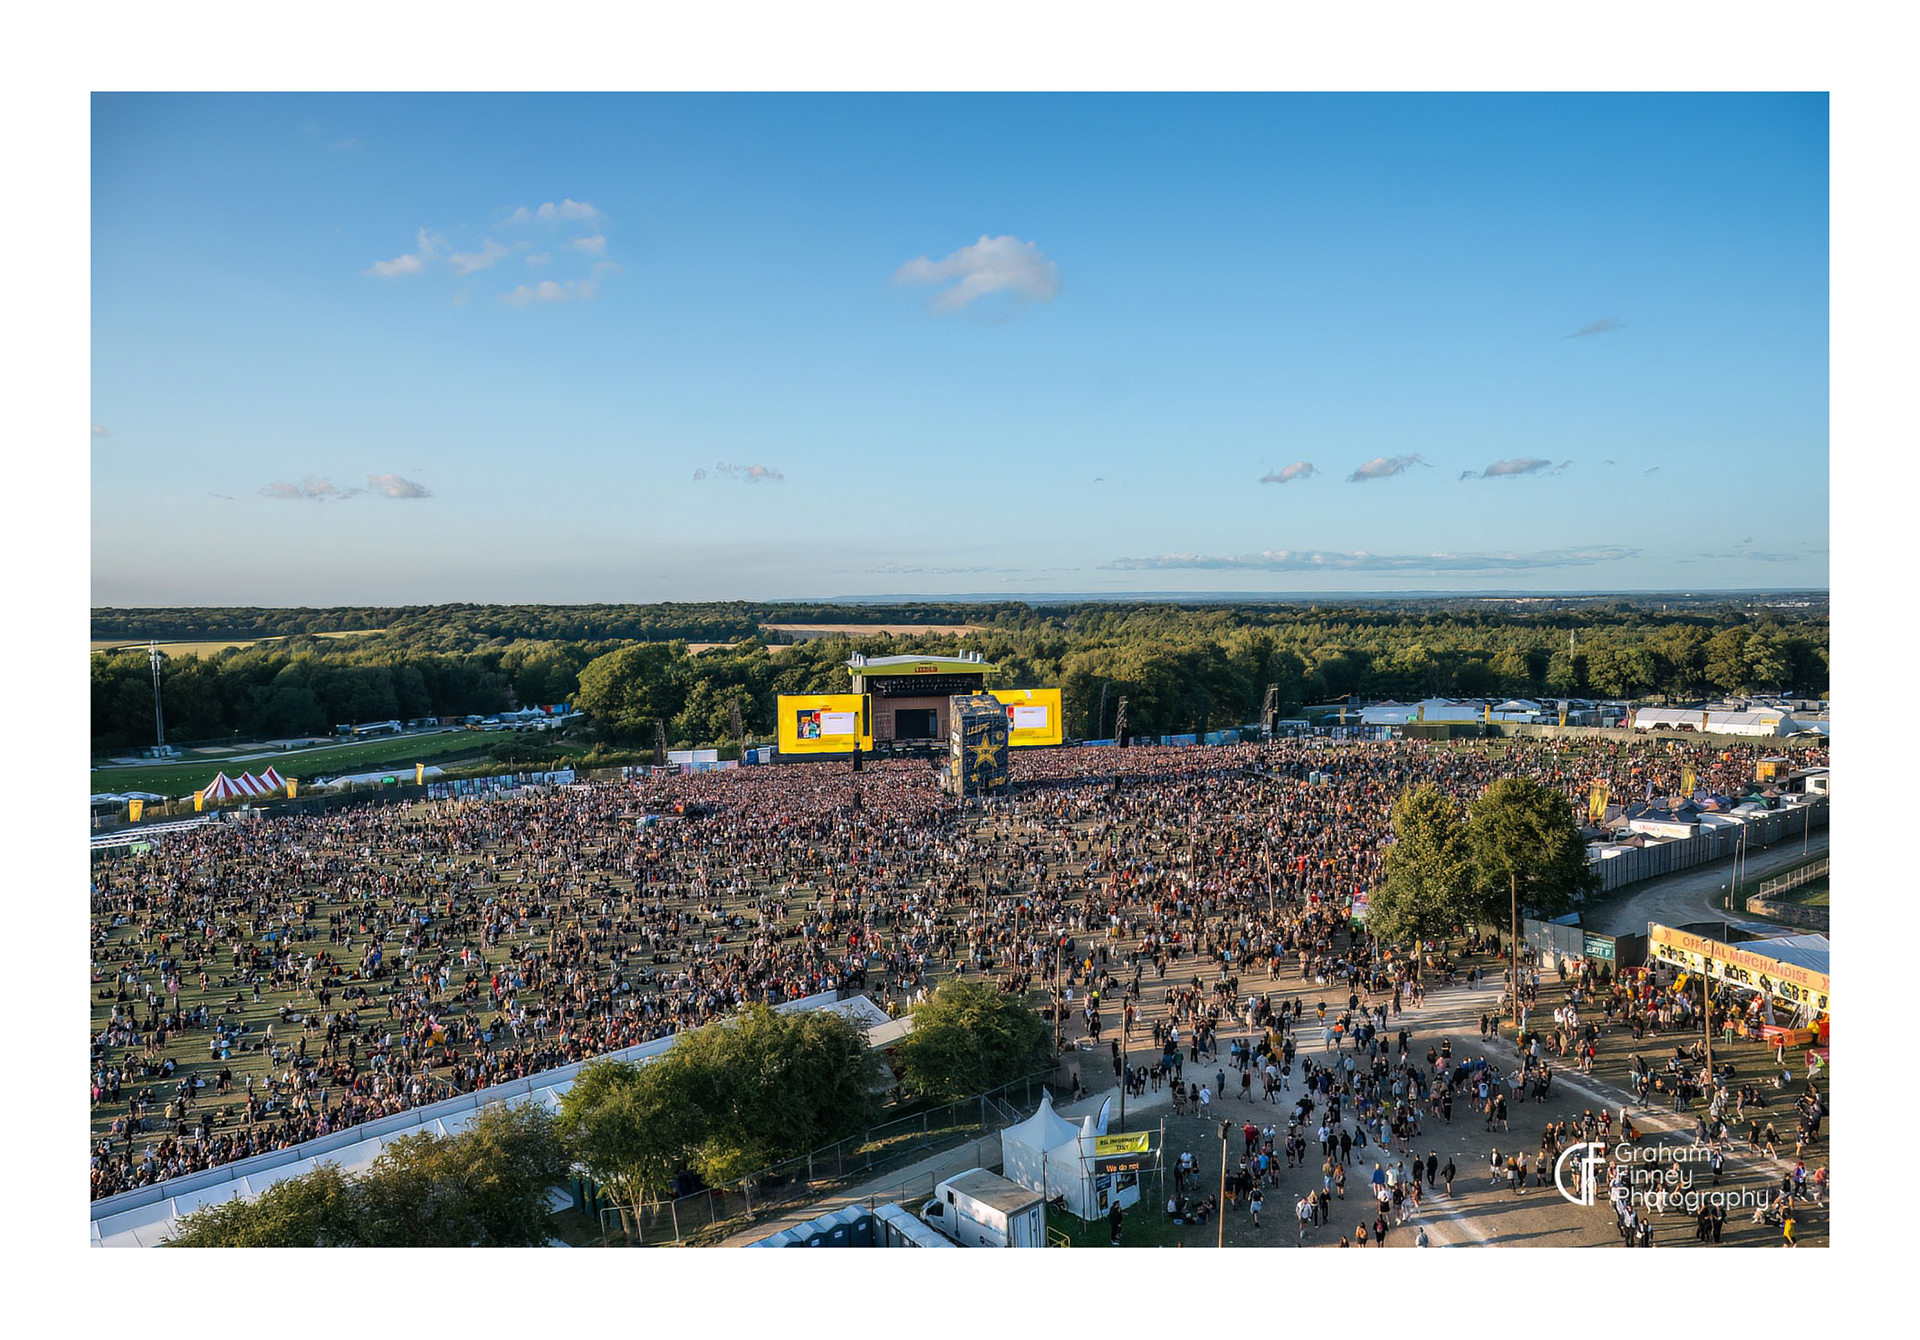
[90,92,1830,606]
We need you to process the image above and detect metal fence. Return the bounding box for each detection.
[1590,801,1828,893]
[1757,857,1829,898]
[593,1072,1055,1245]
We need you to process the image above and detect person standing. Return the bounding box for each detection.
[1249,1187,1263,1228]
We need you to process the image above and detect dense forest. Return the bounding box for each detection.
[90,598,1829,753]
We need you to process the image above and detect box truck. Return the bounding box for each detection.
[918,1168,1045,1248]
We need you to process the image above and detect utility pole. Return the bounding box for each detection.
[149,640,167,748]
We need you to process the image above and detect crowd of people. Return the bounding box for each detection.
[89,732,1825,1205]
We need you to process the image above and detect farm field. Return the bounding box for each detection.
[760,623,985,640]
[90,630,385,656]
[90,729,512,797]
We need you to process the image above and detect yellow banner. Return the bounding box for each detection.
[286,779,298,799]
[1588,781,1609,822]
[1648,922,1830,1012]
[1680,765,1697,798]
[1094,1132,1151,1156]
[128,799,144,822]
[415,762,425,785]
[193,791,204,812]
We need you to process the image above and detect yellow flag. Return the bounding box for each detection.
[415,762,425,785]
[1483,703,1492,723]
[286,779,298,799]
[193,791,204,812]
[128,799,144,822]
[1680,765,1696,798]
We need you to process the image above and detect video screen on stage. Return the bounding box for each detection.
[776,694,873,754]
[989,687,1064,747]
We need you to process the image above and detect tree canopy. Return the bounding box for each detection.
[1367,784,1476,947]
[556,1004,882,1206]
[1464,776,1598,930]
[164,1102,568,1247]
[893,980,1052,1102]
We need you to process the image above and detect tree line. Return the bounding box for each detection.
[92,599,1827,752]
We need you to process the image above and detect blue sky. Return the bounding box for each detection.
[90,92,1828,605]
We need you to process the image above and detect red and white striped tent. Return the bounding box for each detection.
[200,768,287,801]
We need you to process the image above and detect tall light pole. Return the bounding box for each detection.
[148,640,167,748]
[1218,1118,1231,1249]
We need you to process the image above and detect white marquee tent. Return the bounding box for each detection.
[999,1092,1139,1221]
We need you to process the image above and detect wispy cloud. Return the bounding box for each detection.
[330,137,364,153]
[1105,545,1640,573]
[1567,317,1624,338]
[1644,466,1661,475]
[1260,461,1318,485]
[868,562,1008,575]
[526,252,552,267]
[500,279,597,306]
[691,468,707,480]
[365,252,425,278]
[364,227,442,278]
[91,424,108,437]
[447,240,509,275]
[1460,457,1554,481]
[1347,454,1429,483]
[714,462,784,482]
[569,235,607,255]
[260,476,363,502]
[367,473,431,499]
[505,199,603,224]
[894,234,1061,312]
[207,491,236,501]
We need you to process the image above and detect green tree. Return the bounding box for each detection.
[574,642,686,743]
[893,980,1052,1101]
[1368,785,1474,947]
[164,1164,360,1247]
[165,1103,566,1247]
[556,1058,701,1227]
[1465,778,1597,1022]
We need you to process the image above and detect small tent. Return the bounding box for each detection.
[999,1092,1140,1221]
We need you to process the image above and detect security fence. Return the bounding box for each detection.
[1590,801,1827,893]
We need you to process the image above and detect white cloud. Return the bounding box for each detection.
[1347,454,1429,482]
[1259,461,1317,485]
[367,473,432,498]
[1105,545,1640,573]
[569,235,607,255]
[500,279,597,306]
[365,252,425,278]
[526,252,552,267]
[894,234,1062,312]
[715,462,784,482]
[505,198,604,224]
[1461,457,1554,481]
[260,476,362,501]
[447,239,509,275]
[91,424,108,437]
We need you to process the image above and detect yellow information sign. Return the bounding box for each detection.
[1093,1131,1151,1156]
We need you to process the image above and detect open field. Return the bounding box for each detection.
[90,730,512,797]
[760,623,986,640]
[91,630,386,656]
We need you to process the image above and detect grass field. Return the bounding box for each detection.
[90,730,513,797]
[90,630,385,656]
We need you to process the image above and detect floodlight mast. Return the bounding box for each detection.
[149,641,166,747]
